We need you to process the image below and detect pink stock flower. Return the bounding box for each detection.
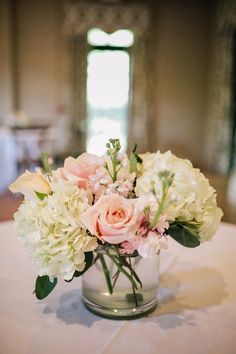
[53,153,103,189]
[119,240,138,255]
[156,214,169,234]
[120,214,169,257]
[80,194,144,244]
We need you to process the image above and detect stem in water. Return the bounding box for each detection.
[128,257,138,307]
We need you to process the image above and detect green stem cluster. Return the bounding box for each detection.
[105,139,121,182]
[98,246,142,306]
[150,170,174,228]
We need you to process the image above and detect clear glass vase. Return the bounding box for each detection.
[82,247,160,319]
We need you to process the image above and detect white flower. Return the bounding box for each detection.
[14,180,97,280]
[197,195,223,241]
[137,232,164,258]
[136,151,223,241]
[9,170,51,199]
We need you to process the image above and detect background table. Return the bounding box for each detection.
[0,221,235,354]
[0,128,17,193]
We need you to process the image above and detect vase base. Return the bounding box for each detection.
[82,296,157,319]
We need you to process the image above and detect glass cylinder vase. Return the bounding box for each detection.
[82,247,160,319]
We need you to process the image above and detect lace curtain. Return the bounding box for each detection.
[64,1,156,154]
[206,0,236,173]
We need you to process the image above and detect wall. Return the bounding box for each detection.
[154,0,215,167]
[0,0,13,118]
[0,0,65,123]
[0,0,215,167]
[18,0,65,121]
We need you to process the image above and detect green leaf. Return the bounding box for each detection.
[130,152,138,173]
[74,251,94,277]
[129,144,143,173]
[34,275,57,299]
[34,190,48,200]
[40,152,52,174]
[65,251,94,282]
[168,222,200,248]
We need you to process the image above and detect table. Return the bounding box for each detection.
[0,128,17,193]
[10,125,50,171]
[0,221,235,354]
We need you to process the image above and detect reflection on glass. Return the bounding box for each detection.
[86,49,130,155]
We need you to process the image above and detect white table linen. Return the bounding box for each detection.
[0,221,235,354]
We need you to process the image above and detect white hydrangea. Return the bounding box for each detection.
[135,151,223,241]
[14,180,97,280]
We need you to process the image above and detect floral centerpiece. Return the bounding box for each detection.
[9,139,223,318]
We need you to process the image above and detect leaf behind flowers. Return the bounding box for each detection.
[168,222,200,248]
[130,144,143,173]
[65,251,94,282]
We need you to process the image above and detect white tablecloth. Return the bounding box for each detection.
[0,221,236,354]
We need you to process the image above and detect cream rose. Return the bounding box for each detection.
[53,153,103,189]
[80,194,144,244]
[9,170,51,199]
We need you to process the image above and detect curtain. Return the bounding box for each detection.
[63,1,156,154]
[205,0,236,173]
[67,35,87,155]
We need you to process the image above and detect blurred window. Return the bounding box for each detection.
[86,28,134,155]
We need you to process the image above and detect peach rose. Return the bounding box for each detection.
[54,153,102,189]
[80,194,144,244]
[9,170,51,199]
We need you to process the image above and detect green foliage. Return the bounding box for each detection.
[74,251,94,277]
[105,138,122,182]
[65,251,94,282]
[130,144,142,173]
[168,222,200,248]
[40,152,52,175]
[34,275,57,299]
[34,190,48,201]
[158,170,174,189]
[106,138,121,153]
[150,170,175,228]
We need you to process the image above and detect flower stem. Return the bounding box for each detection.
[99,254,113,295]
[105,253,139,290]
[128,257,138,307]
[112,269,120,288]
[119,255,142,289]
[112,246,142,289]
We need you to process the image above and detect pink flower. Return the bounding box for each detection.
[120,214,169,257]
[53,153,103,189]
[80,194,144,244]
[156,214,169,234]
[119,240,138,254]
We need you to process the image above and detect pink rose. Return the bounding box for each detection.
[53,153,103,189]
[80,195,144,244]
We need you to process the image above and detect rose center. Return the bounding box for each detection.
[112,209,125,223]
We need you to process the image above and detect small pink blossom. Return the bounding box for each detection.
[119,240,138,255]
[120,213,169,257]
[156,214,169,234]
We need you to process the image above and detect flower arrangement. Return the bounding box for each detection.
[9,139,223,306]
